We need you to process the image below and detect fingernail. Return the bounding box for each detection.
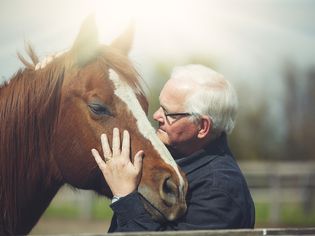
[113,127,119,134]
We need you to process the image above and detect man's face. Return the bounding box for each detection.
[153,80,200,155]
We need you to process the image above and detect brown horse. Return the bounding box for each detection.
[0,16,187,235]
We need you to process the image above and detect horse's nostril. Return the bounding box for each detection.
[160,177,178,207]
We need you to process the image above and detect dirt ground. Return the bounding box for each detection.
[30,218,110,235]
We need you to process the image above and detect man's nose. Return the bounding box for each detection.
[153,107,164,122]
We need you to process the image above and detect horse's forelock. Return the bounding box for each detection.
[100,46,146,97]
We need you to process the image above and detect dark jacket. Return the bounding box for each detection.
[108,134,255,232]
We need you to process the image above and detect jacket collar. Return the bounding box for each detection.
[176,133,230,175]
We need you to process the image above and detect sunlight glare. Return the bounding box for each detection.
[84,0,197,44]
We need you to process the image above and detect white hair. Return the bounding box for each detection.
[170,64,238,138]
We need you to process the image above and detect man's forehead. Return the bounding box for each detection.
[159,87,187,111]
[168,77,197,89]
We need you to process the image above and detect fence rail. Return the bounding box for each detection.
[54,228,315,236]
[239,161,315,224]
[48,161,315,224]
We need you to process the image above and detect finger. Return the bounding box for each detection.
[112,128,121,156]
[101,134,112,159]
[134,150,144,173]
[121,130,130,160]
[91,149,106,170]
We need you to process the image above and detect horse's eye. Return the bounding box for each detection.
[88,103,112,116]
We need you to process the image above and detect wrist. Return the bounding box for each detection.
[111,190,136,204]
[111,195,122,204]
[111,187,136,198]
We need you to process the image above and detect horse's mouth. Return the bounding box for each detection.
[138,193,169,223]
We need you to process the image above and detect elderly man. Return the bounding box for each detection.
[92,64,255,232]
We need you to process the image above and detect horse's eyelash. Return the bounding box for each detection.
[88,103,112,116]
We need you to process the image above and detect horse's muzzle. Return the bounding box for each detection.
[138,172,188,222]
[160,175,187,221]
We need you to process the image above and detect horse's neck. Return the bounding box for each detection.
[15,152,65,234]
[16,179,63,235]
[0,166,64,235]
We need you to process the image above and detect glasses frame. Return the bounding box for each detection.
[164,112,194,118]
[160,106,199,124]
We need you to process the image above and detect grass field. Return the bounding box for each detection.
[41,200,315,225]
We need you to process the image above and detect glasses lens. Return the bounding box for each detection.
[160,106,193,124]
[166,115,176,124]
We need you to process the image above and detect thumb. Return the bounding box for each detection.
[134,150,144,173]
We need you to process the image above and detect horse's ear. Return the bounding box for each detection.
[110,23,134,55]
[71,14,99,66]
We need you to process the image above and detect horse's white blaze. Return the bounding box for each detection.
[108,69,185,191]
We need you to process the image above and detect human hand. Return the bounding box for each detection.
[91,128,144,197]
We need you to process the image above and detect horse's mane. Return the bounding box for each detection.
[0,47,65,234]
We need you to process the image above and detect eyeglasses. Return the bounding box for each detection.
[160,106,197,124]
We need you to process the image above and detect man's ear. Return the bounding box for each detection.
[197,116,211,139]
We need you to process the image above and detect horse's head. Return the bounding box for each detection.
[48,16,187,221]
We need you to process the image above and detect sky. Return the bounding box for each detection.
[1,0,314,104]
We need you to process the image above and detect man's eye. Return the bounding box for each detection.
[167,114,178,120]
[88,103,112,116]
